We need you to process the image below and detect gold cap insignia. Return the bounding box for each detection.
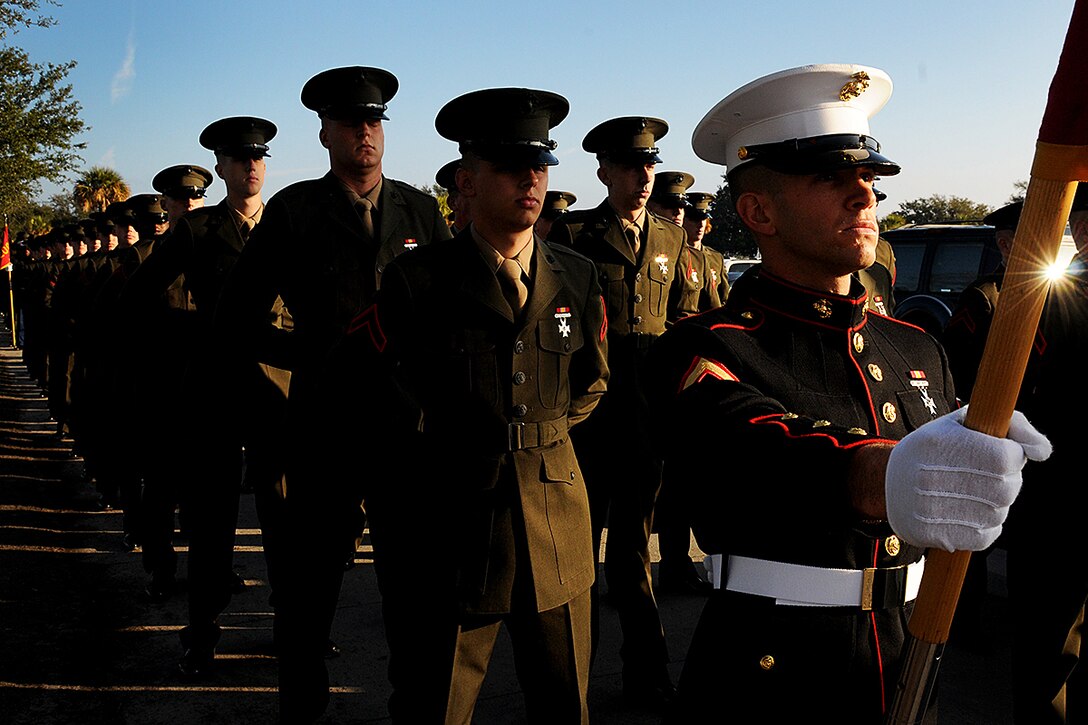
[839,71,871,102]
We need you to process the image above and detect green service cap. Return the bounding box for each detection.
[583,116,668,164]
[301,66,399,122]
[199,117,277,158]
[541,190,577,219]
[650,170,694,205]
[436,87,569,166]
[153,164,214,199]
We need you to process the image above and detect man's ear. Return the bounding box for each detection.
[214,162,225,181]
[735,191,776,237]
[319,126,329,149]
[596,164,611,188]
[456,166,474,197]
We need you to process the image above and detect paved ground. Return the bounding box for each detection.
[0,332,1015,723]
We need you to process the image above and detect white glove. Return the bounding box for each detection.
[885,406,1052,552]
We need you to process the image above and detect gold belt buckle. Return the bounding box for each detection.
[861,567,876,611]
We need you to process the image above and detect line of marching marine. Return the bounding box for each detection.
[3,61,1082,725]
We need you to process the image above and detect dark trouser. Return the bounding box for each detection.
[442,592,592,725]
[182,443,245,649]
[572,389,669,685]
[140,468,180,580]
[368,492,591,725]
[671,590,934,725]
[655,462,697,576]
[276,455,362,724]
[1008,540,1087,723]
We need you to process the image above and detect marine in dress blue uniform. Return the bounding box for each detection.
[649,64,953,723]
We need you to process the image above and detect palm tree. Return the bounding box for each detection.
[73,166,129,213]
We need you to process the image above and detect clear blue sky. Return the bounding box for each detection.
[14,0,1078,216]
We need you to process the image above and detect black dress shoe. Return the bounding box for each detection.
[178,646,215,678]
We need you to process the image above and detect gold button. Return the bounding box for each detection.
[812,420,831,428]
[885,535,901,557]
[883,402,897,423]
[759,655,775,671]
[847,427,868,435]
[853,333,865,354]
[781,412,799,420]
[867,363,883,381]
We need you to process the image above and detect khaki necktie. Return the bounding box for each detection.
[356,198,375,241]
[498,258,528,316]
[240,217,255,241]
[625,224,641,257]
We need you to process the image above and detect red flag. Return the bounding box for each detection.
[1,224,10,271]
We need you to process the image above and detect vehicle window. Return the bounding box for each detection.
[727,261,756,284]
[929,242,984,294]
[891,241,924,294]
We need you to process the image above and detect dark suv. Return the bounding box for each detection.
[882,223,1003,335]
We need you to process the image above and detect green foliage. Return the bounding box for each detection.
[73,166,130,213]
[47,190,79,226]
[880,212,907,232]
[894,194,991,225]
[417,183,450,219]
[702,174,757,257]
[0,0,57,40]
[0,2,85,226]
[1007,179,1028,205]
[4,199,55,233]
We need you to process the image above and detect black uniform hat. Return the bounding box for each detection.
[105,200,133,224]
[583,116,668,165]
[685,191,715,220]
[983,201,1023,232]
[153,164,214,199]
[693,64,900,178]
[126,193,168,224]
[650,170,694,206]
[435,159,460,191]
[436,87,569,166]
[199,117,277,158]
[302,66,399,122]
[541,190,577,220]
[89,211,112,234]
[78,218,98,237]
